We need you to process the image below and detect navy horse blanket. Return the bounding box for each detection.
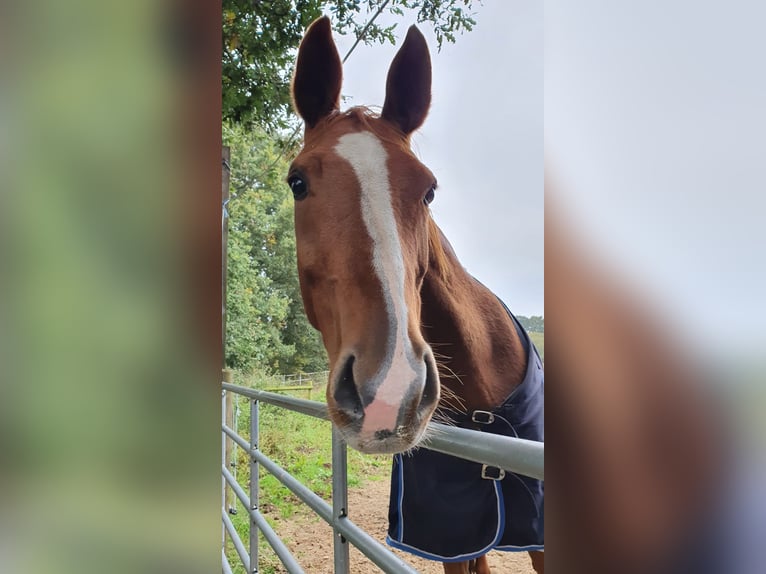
[386,316,544,562]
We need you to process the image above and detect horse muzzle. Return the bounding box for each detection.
[328,350,440,454]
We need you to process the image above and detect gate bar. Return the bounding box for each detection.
[332,515,419,574]
[222,549,234,574]
[223,425,420,574]
[224,425,333,522]
[223,466,306,574]
[223,384,327,419]
[221,390,227,550]
[426,423,544,481]
[331,428,350,574]
[249,398,259,572]
[222,507,250,573]
[223,383,544,480]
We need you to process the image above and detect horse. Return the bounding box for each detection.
[289,17,544,574]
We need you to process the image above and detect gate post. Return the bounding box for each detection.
[249,398,260,572]
[223,369,234,512]
[331,428,350,573]
[221,387,227,551]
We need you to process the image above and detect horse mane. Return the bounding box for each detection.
[427,217,451,284]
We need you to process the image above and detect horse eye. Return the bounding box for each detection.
[423,184,436,205]
[288,176,308,201]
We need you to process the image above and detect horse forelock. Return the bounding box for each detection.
[306,106,416,154]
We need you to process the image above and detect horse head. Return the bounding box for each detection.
[290,17,440,454]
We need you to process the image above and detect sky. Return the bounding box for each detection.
[330,1,544,317]
[324,0,764,351]
[544,0,766,356]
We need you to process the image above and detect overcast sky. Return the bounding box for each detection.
[544,0,766,356]
[320,0,766,355]
[330,1,544,317]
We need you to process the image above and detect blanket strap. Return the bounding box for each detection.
[481,465,506,481]
[471,410,495,424]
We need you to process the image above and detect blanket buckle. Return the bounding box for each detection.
[481,464,506,481]
[471,410,495,424]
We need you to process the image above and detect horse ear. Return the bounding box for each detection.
[292,16,342,128]
[382,26,432,135]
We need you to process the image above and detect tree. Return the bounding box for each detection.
[517,315,544,333]
[224,122,327,373]
[223,0,479,130]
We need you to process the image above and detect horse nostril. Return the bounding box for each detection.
[418,354,440,415]
[333,356,364,421]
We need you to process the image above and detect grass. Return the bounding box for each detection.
[529,331,544,361]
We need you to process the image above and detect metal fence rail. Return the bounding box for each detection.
[223,383,544,479]
[221,381,544,574]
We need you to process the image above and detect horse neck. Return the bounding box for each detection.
[420,220,528,413]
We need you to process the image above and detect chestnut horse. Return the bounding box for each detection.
[289,17,543,574]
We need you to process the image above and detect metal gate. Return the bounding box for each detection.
[221,380,544,574]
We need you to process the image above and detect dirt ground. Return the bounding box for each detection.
[265,477,536,574]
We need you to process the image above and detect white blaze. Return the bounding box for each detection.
[334,132,421,428]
